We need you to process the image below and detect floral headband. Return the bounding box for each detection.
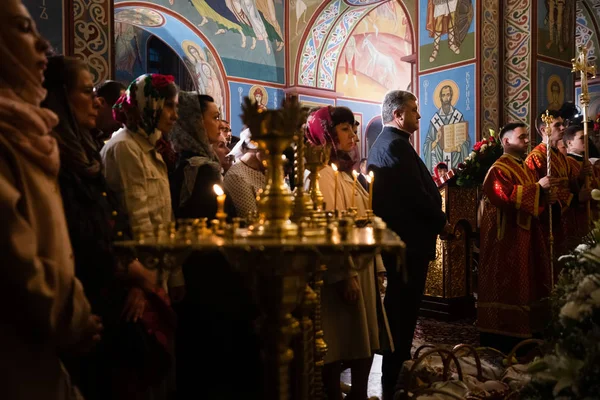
[113,74,175,136]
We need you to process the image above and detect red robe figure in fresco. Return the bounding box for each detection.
[479,123,555,342]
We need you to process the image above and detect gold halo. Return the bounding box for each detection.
[249,85,268,107]
[546,75,564,110]
[182,40,206,63]
[433,80,460,109]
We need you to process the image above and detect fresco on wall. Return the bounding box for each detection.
[182,40,226,114]
[576,1,598,63]
[419,63,476,173]
[115,0,286,83]
[419,0,475,72]
[537,61,574,117]
[115,23,150,84]
[23,0,64,53]
[228,82,285,137]
[537,0,575,61]
[114,6,228,117]
[335,1,412,102]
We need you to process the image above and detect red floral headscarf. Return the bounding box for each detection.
[305,106,358,171]
[113,74,176,140]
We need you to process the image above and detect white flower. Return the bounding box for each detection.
[577,275,600,297]
[469,151,476,159]
[589,288,600,307]
[575,243,590,254]
[481,144,488,152]
[560,301,593,322]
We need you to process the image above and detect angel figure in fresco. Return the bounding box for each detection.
[343,36,359,87]
[425,0,473,63]
[544,0,572,53]
[256,0,285,51]
[226,0,273,54]
[115,22,142,75]
[292,0,308,25]
[184,44,225,112]
[190,0,249,48]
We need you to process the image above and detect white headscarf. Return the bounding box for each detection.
[227,128,258,161]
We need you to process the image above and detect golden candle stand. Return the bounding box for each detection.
[113,97,406,400]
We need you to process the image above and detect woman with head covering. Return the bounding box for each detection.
[101,73,184,293]
[305,106,392,400]
[0,2,98,398]
[168,92,261,398]
[42,55,170,399]
[223,128,266,217]
[170,92,234,219]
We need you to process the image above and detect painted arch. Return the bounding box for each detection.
[295,0,415,101]
[114,2,229,118]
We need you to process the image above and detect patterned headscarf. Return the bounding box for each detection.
[305,106,357,172]
[113,73,176,144]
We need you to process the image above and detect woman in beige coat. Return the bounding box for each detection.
[305,106,392,400]
[0,1,101,398]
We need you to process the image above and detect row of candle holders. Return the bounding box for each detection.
[129,208,388,245]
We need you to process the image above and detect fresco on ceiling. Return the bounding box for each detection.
[289,0,323,83]
[115,0,285,83]
[114,23,151,84]
[23,0,64,53]
[418,0,475,72]
[114,6,228,116]
[335,1,412,102]
[419,63,476,174]
[537,0,575,61]
[537,61,574,116]
[576,1,598,63]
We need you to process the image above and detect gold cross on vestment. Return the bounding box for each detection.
[572,45,597,106]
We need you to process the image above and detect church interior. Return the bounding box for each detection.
[3,0,600,399]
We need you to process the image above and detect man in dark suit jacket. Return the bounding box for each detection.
[368,90,449,396]
[357,157,369,191]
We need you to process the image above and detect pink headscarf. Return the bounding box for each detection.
[305,106,358,172]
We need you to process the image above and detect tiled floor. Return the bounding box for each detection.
[340,316,479,398]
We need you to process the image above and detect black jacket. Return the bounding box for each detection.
[367,126,446,260]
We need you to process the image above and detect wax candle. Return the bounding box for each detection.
[367,171,374,210]
[351,170,359,208]
[213,184,226,217]
[331,163,339,211]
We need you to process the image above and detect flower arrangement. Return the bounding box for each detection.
[519,224,600,399]
[593,113,600,132]
[456,129,503,187]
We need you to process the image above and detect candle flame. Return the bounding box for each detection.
[366,175,372,184]
[369,171,374,178]
[352,170,359,178]
[331,163,338,172]
[282,154,287,161]
[213,184,224,196]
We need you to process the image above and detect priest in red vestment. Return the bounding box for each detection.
[525,111,582,257]
[479,122,557,351]
[563,124,596,242]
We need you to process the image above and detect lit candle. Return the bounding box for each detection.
[367,171,374,210]
[351,170,359,208]
[331,163,339,211]
[213,184,226,218]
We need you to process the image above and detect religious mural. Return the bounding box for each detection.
[536,61,574,117]
[114,23,150,84]
[228,82,285,137]
[334,1,412,102]
[289,0,327,84]
[419,63,476,174]
[537,0,575,62]
[419,0,475,72]
[114,6,228,116]
[114,0,286,83]
[576,1,598,63]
